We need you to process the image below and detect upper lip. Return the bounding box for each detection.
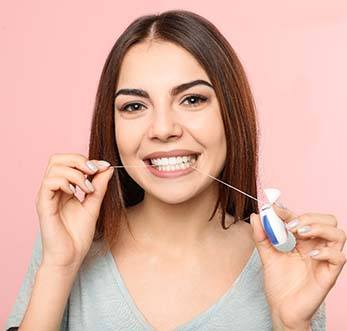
[143,149,200,160]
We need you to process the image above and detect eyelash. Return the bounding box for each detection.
[119,94,208,113]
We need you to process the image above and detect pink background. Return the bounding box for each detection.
[1,1,346,329]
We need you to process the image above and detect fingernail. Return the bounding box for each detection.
[286,219,300,229]
[250,213,255,225]
[69,183,76,194]
[85,179,95,192]
[308,249,320,257]
[86,160,98,172]
[298,225,311,234]
[97,160,111,168]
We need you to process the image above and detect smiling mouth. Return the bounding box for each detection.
[143,154,198,172]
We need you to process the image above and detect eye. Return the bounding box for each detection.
[119,102,146,113]
[118,94,208,113]
[181,94,208,107]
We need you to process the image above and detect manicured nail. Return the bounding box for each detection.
[250,213,255,225]
[286,219,300,229]
[309,249,320,257]
[86,160,98,172]
[298,225,311,234]
[69,183,76,194]
[97,160,111,168]
[85,179,95,192]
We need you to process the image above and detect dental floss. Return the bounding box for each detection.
[190,165,268,205]
[109,163,296,252]
[111,165,148,168]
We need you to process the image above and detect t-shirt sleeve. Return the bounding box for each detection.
[4,230,69,331]
[311,300,326,331]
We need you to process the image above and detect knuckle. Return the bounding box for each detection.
[41,177,49,188]
[76,153,87,161]
[329,214,338,226]
[339,230,347,242]
[48,153,59,163]
[323,213,337,226]
[300,214,310,223]
[305,212,315,218]
[45,176,60,187]
[77,172,87,184]
[63,177,71,187]
[45,164,54,176]
[41,177,52,188]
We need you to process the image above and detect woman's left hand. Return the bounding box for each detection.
[250,204,346,330]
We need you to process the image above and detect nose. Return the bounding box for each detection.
[147,109,183,142]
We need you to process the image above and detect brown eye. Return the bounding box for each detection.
[181,94,208,107]
[120,103,146,113]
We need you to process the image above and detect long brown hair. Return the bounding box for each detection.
[88,9,260,255]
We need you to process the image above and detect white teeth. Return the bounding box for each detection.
[155,157,196,172]
[168,157,176,165]
[150,154,197,167]
[162,158,169,165]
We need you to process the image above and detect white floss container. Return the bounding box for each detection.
[259,188,296,253]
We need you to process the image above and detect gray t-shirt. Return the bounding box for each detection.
[5,231,326,331]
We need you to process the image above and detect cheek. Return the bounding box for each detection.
[187,108,226,152]
[115,119,142,158]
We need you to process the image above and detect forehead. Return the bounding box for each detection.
[117,41,210,89]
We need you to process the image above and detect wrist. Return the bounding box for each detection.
[271,313,311,331]
[39,262,81,277]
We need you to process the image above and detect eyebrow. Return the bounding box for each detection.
[114,79,214,100]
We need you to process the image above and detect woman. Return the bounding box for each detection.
[6,10,345,331]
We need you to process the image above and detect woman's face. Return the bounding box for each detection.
[114,40,227,204]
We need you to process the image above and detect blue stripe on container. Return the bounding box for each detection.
[262,214,279,245]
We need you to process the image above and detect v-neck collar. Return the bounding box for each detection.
[105,247,258,330]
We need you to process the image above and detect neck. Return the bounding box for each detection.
[123,183,235,255]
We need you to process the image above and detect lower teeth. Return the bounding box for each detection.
[154,158,196,171]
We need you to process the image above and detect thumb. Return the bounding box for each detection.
[250,212,275,261]
[82,166,115,216]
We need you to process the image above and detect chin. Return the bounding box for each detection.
[145,187,201,205]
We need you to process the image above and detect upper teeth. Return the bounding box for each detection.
[150,155,196,166]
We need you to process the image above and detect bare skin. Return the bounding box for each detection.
[110,205,255,331]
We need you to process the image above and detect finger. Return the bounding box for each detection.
[272,204,338,232]
[285,213,338,231]
[250,213,275,265]
[308,246,346,275]
[82,167,115,218]
[44,177,76,197]
[45,153,111,176]
[271,204,297,222]
[47,165,95,194]
[291,223,346,251]
[70,184,86,202]
[37,177,75,216]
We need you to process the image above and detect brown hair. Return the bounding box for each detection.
[88,9,260,255]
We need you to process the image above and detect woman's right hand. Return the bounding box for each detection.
[35,153,114,270]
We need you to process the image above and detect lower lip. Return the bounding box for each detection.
[143,157,198,178]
